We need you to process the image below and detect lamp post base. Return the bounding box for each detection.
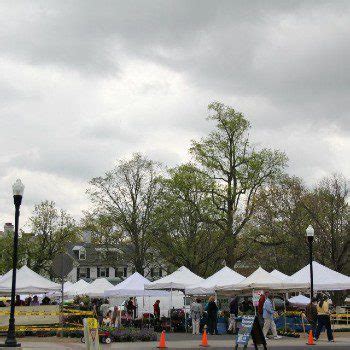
[0,341,21,348]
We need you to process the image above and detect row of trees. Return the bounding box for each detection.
[0,102,348,279]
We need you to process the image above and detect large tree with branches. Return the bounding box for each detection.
[87,153,161,274]
[190,102,288,266]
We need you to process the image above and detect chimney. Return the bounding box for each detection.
[83,231,92,244]
[4,223,14,234]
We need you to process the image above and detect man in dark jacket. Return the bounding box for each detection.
[206,296,219,335]
[228,296,239,334]
[306,297,318,336]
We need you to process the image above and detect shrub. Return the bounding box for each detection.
[111,328,157,342]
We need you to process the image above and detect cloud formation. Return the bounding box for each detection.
[1,0,349,226]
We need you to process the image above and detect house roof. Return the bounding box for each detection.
[66,242,120,267]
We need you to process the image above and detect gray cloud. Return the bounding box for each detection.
[0,0,349,225]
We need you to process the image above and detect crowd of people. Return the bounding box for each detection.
[190,295,254,336]
[188,291,335,342]
[0,294,54,307]
[305,294,334,342]
[90,297,163,329]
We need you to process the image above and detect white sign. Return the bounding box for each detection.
[83,318,100,350]
[252,290,264,307]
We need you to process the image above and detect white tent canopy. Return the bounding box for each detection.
[0,266,60,294]
[64,281,73,291]
[0,269,17,284]
[104,272,168,297]
[49,281,74,298]
[65,279,90,297]
[288,261,350,291]
[81,278,114,297]
[145,266,204,291]
[218,267,308,293]
[270,269,290,280]
[186,266,245,295]
[288,294,310,306]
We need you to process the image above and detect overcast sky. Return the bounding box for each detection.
[1,0,349,227]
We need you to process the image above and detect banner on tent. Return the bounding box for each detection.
[0,305,60,326]
[0,306,93,326]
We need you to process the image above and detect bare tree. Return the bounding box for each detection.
[87,153,161,273]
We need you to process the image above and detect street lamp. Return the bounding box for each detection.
[306,225,315,299]
[2,179,24,348]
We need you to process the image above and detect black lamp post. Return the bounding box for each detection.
[306,225,315,299]
[2,179,24,348]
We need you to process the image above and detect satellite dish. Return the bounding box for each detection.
[52,253,74,278]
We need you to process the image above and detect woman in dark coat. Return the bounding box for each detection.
[206,296,219,335]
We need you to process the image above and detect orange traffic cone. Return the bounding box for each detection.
[157,330,167,348]
[200,329,209,347]
[306,330,315,346]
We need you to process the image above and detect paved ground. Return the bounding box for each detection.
[0,333,349,349]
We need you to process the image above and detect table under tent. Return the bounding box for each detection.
[145,266,204,332]
[0,266,62,330]
[185,266,245,334]
[104,272,169,329]
[216,262,350,334]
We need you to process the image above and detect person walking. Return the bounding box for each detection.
[314,295,334,342]
[206,296,219,335]
[190,298,203,335]
[228,296,238,334]
[305,297,318,336]
[262,291,282,340]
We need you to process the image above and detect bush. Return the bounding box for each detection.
[111,328,157,342]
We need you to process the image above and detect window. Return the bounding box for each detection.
[159,268,163,277]
[79,248,86,260]
[150,268,155,277]
[115,268,122,278]
[98,267,109,278]
[123,267,127,278]
[78,267,89,278]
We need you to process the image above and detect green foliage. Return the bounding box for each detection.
[153,164,225,276]
[242,174,349,276]
[190,102,288,266]
[26,200,79,278]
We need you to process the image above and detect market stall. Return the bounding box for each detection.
[145,266,204,331]
[217,267,308,294]
[186,266,245,295]
[81,278,114,298]
[287,261,350,291]
[0,266,61,295]
[270,269,290,280]
[65,279,90,298]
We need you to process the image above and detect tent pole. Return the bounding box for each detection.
[184,292,187,333]
[253,288,257,316]
[170,287,173,315]
[284,293,287,333]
